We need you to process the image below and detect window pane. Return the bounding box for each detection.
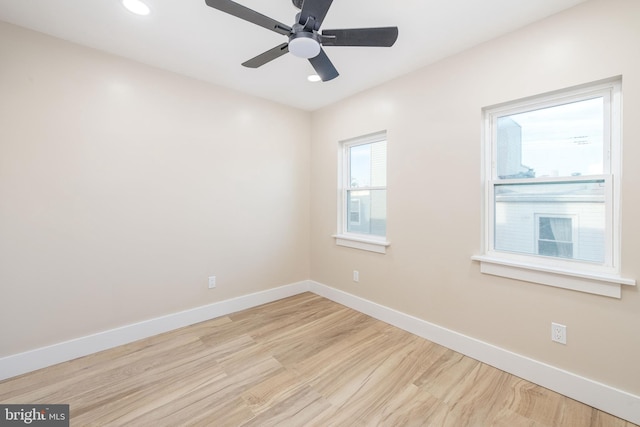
[349,199,361,224]
[539,217,572,241]
[347,189,386,236]
[494,180,605,263]
[539,217,554,240]
[349,141,387,188]
[496,97,604,179]
[538,217,573,258]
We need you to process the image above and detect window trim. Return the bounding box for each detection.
[473,78,635,297]
[334,131,390,254]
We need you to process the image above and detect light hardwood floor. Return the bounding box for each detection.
[0,292,636,426]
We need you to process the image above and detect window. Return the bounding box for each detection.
[536,215,574,259]
[473,78,635,298]
[334,131,390,254]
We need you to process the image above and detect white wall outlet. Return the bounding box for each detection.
[353,270,359,282]
[208,276,216,289]
[551,322,567,344]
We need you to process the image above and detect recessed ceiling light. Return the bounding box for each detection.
[122,0,151,16]
[307,74,321,83]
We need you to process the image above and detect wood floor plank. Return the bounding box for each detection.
[0,292,635,426]
[241,385,330,427]
[375,384,450,427]
[439,363,514,427]
[241,369,307,414]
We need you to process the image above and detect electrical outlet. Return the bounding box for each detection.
[208,276,216,289]
[551,322,566,344]
[353,270,359,282]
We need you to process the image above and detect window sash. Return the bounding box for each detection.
[487,175,614,272]
[489,89,613,181]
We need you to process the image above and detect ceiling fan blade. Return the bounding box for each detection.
[299,0,333,30]
[321,27,399,47]
[242,43,289,68]
[204,0,292,36]
[308,48,339,81]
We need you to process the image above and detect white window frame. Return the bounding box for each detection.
[334,131,390,254]
[472,78,635,298]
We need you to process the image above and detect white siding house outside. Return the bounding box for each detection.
[495,188,605,263]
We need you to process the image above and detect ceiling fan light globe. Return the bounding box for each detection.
[288,37,321,59]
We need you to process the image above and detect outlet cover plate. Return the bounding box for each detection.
[208,276,216,289]
[551,322,567,344]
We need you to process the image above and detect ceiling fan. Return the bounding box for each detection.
[204,0,399,81]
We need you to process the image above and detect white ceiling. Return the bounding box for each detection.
[0,0,587,111]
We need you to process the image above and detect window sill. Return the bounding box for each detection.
[333,234,390,254]
[471,255,635,298]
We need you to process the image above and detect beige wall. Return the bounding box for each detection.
[0,22,310,356]
[310,0,640,395]
[1,0,638,399]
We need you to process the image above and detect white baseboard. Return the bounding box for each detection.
[2,279,638,425]
[0,281,311,382]
[308,280,640,425]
